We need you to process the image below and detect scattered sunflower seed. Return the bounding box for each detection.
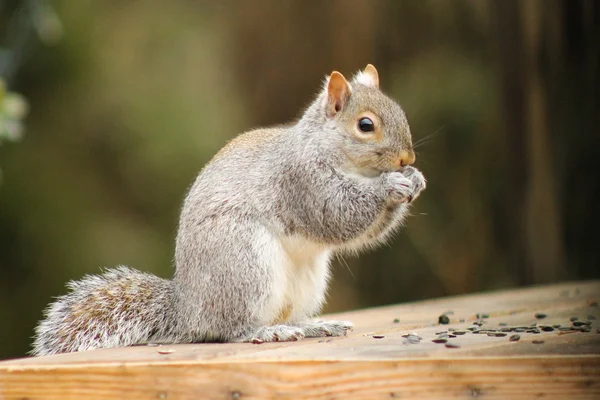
[393,318,400,323]
[541,326,554,332]
[453,331,467,335]
[509,334,521,341]
[432,338,447,344]
[499,322,507,326]
[552,324,561,328]
[580,326,592,333]
[476,313,490,319]
[445,343,461,348]
[535,313,547,319]
[449,334,457,338]
[532,340,545,344]
[573,321,591,327]
[514,328,526,332]
[558,327,572,331]
[373,335,385,339]
[158,349,175,354]
[438,315,450,325]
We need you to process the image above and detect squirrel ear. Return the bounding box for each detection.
[326,71,351,117]
[363,64,379,88]
[353,64,379,88]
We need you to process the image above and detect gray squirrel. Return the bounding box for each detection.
[32,65,426,356]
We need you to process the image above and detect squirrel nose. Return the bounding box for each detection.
[398,150,416,167]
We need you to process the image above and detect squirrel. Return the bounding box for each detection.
[31,64,426,356]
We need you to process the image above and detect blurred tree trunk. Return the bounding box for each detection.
[521,0,567,283]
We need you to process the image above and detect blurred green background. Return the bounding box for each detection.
[0,0,598,359]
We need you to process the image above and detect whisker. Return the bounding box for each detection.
[336,254,355,279]
[413,126,446,149]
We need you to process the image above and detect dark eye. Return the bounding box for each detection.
[358,117,374,133]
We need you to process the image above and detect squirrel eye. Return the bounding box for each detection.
[358,117,375,133]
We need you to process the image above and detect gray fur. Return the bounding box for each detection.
[32,67,426,356]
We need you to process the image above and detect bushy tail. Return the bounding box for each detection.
[32,266,175,356]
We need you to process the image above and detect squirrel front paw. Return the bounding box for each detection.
[401,166,426,202]
[382,172,414,204]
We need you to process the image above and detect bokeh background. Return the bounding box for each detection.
[0,0,598,359]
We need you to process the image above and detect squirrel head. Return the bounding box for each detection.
[304,65,415,177]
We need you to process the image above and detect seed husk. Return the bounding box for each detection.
[535,313,547,319]
[558,327,572,331]
[580,326,592,333]
[552,324,561,328]
[438,314,450,324]
[509,334,521,341]
[499,322,507,326]
[558,330,577,336]
[432,338,447,344]
[532,340,545,344]
[453,331,467,335]
[476,313,490,319]
[500,327,513,332]
[445,343,461,348]
[449,334,457,338]
[393,318,400,323]
[494,332,507,337]
[514,328,526,332]
[373,335,385,339]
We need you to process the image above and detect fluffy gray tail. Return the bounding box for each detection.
[32,266,175,356]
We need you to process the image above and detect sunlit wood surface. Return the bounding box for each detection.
[1,280,599,399]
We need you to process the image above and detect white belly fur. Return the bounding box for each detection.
[268,235,332,323]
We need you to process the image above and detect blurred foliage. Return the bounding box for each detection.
[0,79,28,146]
[0,0,598,359]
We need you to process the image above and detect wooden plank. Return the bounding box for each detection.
[1,280,599,399]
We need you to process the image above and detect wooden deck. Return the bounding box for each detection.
[1,280,599,399]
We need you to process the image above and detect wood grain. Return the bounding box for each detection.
[1,280,599,399]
